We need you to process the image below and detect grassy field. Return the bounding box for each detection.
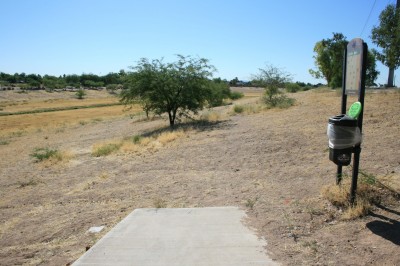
[0,90,142,137]
[0,88,399,265]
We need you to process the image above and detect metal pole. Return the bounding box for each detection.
[337,48,348,185]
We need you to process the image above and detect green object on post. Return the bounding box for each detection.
[348,101,362,119]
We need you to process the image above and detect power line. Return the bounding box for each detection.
[360,0,378,37]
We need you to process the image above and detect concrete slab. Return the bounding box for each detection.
[72,207,278,266]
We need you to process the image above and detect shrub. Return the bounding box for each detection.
[233,105,244,113]
[208,81,231,107]
[106,84,122,94]
[263,88,295,108]
[0,139,9,145]
[30,148,61,162]
[229,91,244,100]
[302,86,312,91]
[132,135,142,144]
[275,95,296,108]
[285,83,301,93]
[75,89,86,99]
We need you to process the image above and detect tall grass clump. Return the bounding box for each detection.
[233,105,244,113]
[0,139,10,145]
[132,135,142,144]
[30,147,71,165]
[31,148,61,162]
[321,170,393,220]
[233,104,264,114]
[200,111,224,122]
[121,128,189,154]
[92,142,122,157]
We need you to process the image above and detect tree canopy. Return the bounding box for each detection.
[310,33,379,88]
[120,55,217,127]
[371,3,400,87]
[309,33,348,88]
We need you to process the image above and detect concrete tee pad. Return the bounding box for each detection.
[72,207,278,266]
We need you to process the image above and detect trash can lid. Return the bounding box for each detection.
[329,114,358,126]
[348,101,362,119]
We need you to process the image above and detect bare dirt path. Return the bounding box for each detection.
[0,89,399,265]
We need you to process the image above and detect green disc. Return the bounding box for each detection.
[348,101,362,119]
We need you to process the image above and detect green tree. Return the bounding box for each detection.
[65,74,80,87]
[43,75,66,90]
[371,3,400,87]
[366,51,380,86]
[285,82,301,93]
[208,79,231,107]
[229,77,240,86]
[103,72,122,85]
[310,33,379,88]
[309,33,347,88]
[75,88,86,99]
[120,55,216,127]
[252,64,294,107]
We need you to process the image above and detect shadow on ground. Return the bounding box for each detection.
[141,119,232,137]
[367,206,400,245]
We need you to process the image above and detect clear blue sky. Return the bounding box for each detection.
[0,0,398,85]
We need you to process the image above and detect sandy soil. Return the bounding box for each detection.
[0,88,399,265]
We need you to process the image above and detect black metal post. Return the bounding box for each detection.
[337,48,348,185]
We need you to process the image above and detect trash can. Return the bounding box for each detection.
[327,114,362,166]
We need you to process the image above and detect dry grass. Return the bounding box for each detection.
[232,103,265,115]
[321,170,398,220]
[92,141,123,157]
[30,148,73,167]
[121,129,189,154]
[0,89,398,266]
[0,104,142,137]
[200,111,225,122]
[153,198,167,208]
[341,198,371,220]
[1,98,119,113]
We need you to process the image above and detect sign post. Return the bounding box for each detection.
[329,38,368,205]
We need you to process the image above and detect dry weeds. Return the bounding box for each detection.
[0,88,399,266]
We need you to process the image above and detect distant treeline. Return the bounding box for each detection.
[227,76,323,89]
[0,71,323,91]
[0,71,126,91]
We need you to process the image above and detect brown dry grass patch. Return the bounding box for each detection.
[321,170,399,220]
[0,104,142,137]
[2,97,119,113]
[121,129,189,154]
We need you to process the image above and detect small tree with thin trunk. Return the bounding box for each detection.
[75,88,86,99]
[120,55,216,127]
[252,64,294,108]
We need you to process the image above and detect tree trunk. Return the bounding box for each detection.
[168,109,177,128]
[168,112,174,127]
[387,67,395,87]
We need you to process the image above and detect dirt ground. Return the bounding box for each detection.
[0,88,399,265]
